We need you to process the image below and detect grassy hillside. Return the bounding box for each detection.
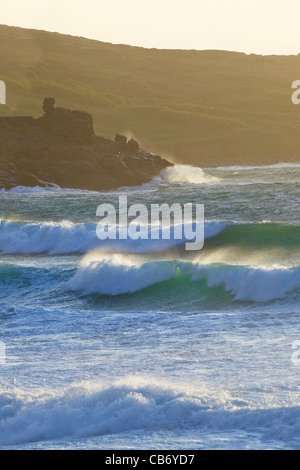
[1,24,300,166]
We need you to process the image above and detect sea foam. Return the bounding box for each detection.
[0,220,227,255]
[156,165,220,184]
[0,378,299,447]
[67,253,300,302]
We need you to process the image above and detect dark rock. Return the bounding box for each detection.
[126,139,140,153]
[38,99,95,145]
[115,134,127,148]
[42,97,55,114]
[0,98,173,190]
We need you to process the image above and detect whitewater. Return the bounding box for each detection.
[0,163,300,449]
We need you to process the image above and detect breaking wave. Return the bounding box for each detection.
[156,165,220,184]
[0,378,299,447]
[0,220,227,255]
[67,252,300,302]
[1,218,299,256]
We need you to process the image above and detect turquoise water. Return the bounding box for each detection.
[0,163,300,449]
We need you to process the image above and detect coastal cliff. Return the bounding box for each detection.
[0,98,172,190]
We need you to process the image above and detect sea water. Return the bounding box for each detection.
[0,163,299,449]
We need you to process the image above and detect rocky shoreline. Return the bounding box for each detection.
[0,98,172,191]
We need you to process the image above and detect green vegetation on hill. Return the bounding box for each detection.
[1,24,300,166]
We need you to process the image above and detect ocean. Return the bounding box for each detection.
[0,163,299,449]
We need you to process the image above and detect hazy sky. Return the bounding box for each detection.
[1,0,299,55]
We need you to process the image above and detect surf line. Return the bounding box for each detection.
[96,195,204,251]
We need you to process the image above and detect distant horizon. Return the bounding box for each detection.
[1,22,300,58]
[1,0,300,56]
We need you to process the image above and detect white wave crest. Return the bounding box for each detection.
[0,220,227,255]
[67,253,300,301]
[0,378,299,447]
[157,165,220,184]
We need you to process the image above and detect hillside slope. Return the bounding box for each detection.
[1,24,300,166]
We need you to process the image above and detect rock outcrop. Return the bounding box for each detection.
[0,98,172,190]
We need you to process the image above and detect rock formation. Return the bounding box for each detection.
[0,98,172,190]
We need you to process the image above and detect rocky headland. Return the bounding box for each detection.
[0,98,172,190]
